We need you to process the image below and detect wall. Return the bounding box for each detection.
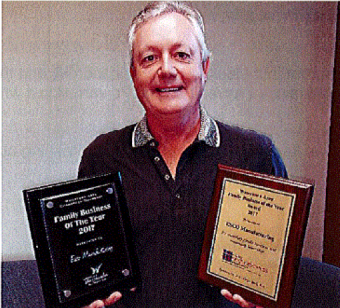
[2,1,337,261]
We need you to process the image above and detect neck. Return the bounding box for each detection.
[146,107,201,146]
[146,107,201,178]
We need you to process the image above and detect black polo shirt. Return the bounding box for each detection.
[78,110,287,307]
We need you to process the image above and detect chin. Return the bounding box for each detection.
[154,102,197,115]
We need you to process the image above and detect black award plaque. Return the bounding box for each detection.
[23,173,141,308]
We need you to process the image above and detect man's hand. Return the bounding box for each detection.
[82,291,122,308]
[82,287,137,308]
[221,289,263,308]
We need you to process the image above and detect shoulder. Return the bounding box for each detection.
[83,124,135,155]
[78,124,135,178]
[215,121,287,177]
[217,121,273,149]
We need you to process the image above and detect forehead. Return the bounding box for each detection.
[133,12,200,52]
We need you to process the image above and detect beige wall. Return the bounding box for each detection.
[2,1,337,261]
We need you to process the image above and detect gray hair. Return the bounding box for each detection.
[128,1,211,67]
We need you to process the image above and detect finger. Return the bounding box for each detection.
[221,290,259,308]
[103,291,123,305]
[232,294,258,308]
[83,299,106,308]
[232,294,249,307]
[220,289,233,301]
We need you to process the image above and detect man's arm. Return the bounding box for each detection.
[271,144,288,178]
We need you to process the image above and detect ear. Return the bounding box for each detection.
[130,65,135,81]
[202,57,210,81]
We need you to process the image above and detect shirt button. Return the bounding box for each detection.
[164,174,170,181]
[175,193,181,199]
[154,156,160,162]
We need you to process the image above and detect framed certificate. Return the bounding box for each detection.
[23,173,141,308]
[198,165,314,308]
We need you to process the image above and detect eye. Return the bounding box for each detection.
[145,55,155,62]
[141,54,158,66]
[175,52,191,61]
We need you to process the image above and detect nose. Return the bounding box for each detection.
[158,54,176,77]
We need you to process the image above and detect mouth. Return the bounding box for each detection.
[156,86,184,93]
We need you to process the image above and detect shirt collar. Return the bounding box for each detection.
[132,106,220,148]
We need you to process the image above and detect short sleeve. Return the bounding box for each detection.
[271,144,288,178]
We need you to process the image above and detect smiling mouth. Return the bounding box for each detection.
[156,87,183,93]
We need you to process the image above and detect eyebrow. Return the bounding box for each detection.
[136,46,159,59]
[137,43,196,57]
[171,43,196,55]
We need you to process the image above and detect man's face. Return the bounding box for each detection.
[130,13,209,118]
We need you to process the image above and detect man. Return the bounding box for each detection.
[79,2,287,307]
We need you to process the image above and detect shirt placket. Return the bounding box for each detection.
[148,141,187,218]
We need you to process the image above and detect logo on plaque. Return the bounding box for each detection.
[84,263,108,286]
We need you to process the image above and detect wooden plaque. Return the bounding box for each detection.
[198,165,314,308]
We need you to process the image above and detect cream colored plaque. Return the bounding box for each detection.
[207,178,296,300]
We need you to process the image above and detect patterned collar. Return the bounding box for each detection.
[132,107,220,148]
